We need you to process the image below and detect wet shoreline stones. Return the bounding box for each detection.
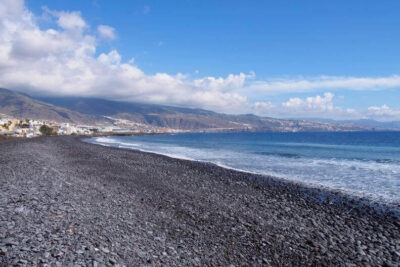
[0,136,399,266]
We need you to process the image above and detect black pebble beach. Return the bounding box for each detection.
[0,136,399,266]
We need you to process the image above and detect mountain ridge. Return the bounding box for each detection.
[38,95,370,131]
[0,88,379,132]
[298,117,400,131]
[0,88,110,125]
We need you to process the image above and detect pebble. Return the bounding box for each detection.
[0,136,398,266]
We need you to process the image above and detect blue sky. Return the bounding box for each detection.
[1,0,399,120]
[27,0,400,77]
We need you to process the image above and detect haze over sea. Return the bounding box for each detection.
[88,131,400,205]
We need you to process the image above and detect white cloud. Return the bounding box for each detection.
[193,73,250,92]
[0,0,399,121]
[57,11,86,30]
[253,93,400,121]
[253,92,361,119]
[97,25,116,40]
[282,92,335,110]
[98,50,121,65]
[367,105,400,121]
[254,101,275,110]
[43,7,87,31]
[0,0,24,16]
[0,0,249,112]
[247,75,400,94]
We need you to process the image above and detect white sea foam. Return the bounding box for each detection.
[94,137,118,144]
[87,135,400,205]
[270,141,400,152]
[118,142,141,147]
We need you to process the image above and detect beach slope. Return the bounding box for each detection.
[0,136,399,265]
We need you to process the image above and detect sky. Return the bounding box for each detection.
[0,0,400,121]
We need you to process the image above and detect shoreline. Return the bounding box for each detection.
[86,135,400,219]
[1,136,399,265]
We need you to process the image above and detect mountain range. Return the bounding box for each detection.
[0,88,388,132]
[303,118,400,131]
[0,88,109,125]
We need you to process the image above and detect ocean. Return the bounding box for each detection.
[86,131,400,205]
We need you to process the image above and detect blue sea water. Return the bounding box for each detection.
[87,131,400,205]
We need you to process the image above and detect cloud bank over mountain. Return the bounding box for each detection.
[0,0,398,121]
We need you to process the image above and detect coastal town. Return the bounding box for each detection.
[0,115,178,138]
[0,113,380,139]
